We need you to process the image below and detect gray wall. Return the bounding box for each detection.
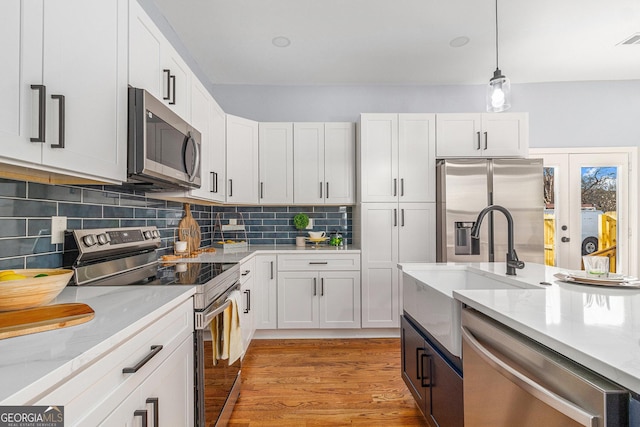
[210,80,640,150]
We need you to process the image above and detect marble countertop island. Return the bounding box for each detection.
[399,262,640,394]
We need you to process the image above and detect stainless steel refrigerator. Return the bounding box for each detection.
[436,158,544,264]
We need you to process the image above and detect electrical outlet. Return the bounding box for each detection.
[306,218,313,229]
[51,216,67,244]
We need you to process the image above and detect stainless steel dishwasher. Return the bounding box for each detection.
[461,308,629,427]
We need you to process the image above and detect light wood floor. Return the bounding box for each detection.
[228,338,428,426]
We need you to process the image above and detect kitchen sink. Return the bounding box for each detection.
[401,266,541,358]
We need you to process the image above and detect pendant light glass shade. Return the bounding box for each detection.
[486,68,511,112]
[486,0,511,112]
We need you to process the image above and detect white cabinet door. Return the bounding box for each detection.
[255,254,277,329]
[318,271,361,329]
[481,113,528,157]
[398,203,436,263]
[277,271,318,329]
[398,114,436,202]
[359,114,398,202]
[0,0,43,163]
[360,203,400,328]
[188,80,212,199]
[129,0,191,121]
[259,123,294,204]
[435,113,481,158]
[226,114,259,204]
[128,0,163,102]
[436,113,528,158]
[293,123,325,204]
[209,101,226,202]
[324,123,355,204]
[99,336,194,427]
[40,0,127,182]
[240,257,256,352]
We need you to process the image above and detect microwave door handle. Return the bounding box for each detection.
[461,326,597,427]
[184,133,200,182]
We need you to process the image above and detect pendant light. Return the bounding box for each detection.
[486,0,511,112]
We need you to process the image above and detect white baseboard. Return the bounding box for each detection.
[253,328,400,339]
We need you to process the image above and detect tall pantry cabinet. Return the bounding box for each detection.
[356,114,437,328]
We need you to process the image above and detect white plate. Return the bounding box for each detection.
[554,272,640,288]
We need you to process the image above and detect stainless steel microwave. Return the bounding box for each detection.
[127,87,201,190]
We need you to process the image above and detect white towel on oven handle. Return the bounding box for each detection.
[222,289,243,365]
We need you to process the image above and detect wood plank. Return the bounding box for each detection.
[228,338,428,426]
[0,303,94,339]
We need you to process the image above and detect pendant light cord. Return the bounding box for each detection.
[495,0,499,70]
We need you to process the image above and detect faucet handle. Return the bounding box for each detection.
[507,249,525,270]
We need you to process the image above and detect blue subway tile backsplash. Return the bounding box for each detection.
[0,178,353,269]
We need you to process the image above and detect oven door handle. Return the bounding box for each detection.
[201,300,231,329]
[461,326,597,427]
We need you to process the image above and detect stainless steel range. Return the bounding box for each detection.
[63,226,242,426]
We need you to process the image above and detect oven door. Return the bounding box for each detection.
[195,288,242,427]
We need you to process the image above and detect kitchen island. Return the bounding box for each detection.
[399,261,640,394]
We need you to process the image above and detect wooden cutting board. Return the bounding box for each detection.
[178,203,201,252]
[0,303,95,340]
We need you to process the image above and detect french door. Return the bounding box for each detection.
[531,148,637,276]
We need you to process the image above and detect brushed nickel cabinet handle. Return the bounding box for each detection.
[394,209,397,227]
[313,277,317,296]
[30,85,46,142]
[319,182,323,198]
[484,131,488,150]
[122,345,163,374]
[400,178,404,197]
[393,178,397,196]
[50,94,65,148]
[169,74,176,105]
[326,182,329,199]
[163,69,171,100]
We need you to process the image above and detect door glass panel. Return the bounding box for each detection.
[580,166,617,272]
[543,166,557,267]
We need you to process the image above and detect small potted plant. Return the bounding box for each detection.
[293,213,309,247]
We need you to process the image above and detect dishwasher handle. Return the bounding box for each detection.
[461,326,597,427]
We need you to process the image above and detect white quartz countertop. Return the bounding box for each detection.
[171,244,360,264]
[399,262,640,394]
[0,285,195,403]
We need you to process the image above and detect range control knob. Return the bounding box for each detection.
[151,230,160,238]
[96,233,109,245]
[143,231,153,239]
[82,235,97,247]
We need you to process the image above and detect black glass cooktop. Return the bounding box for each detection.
[150,262,238,286]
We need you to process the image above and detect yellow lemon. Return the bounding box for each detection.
[0,273,27,281]
[0,270,16,278]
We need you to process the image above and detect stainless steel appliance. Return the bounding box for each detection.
[461,308,629,426]
[63,226,241,426]
[436,158,544,264]
[128,87,202,190]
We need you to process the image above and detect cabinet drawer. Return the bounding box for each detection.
[35,298,193,425]
[278,253,360,271]
[239,256,256,284]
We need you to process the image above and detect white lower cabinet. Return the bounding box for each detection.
[277,271,360,329]
[99,335,194,426]
[255,254,277,330]
[276,253,361,329]
[239,257,256,353]
[359,202,436,328]
[34,298,194,426]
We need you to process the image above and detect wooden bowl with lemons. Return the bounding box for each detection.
[0,269,73,311]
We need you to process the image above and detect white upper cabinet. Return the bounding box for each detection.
[258,123,294,204]
[359,114,435,203]
[129,0,191,120]
[0,0,128,183]
[435,113,528,158]
[293,122,355,205]
[186,79,212,200]
[226,114,259,204]
[209,100,226,202]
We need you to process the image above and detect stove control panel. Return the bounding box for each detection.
[65,226,162,260]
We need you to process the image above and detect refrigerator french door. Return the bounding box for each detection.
[436,158,544,264]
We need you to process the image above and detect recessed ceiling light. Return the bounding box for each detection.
[449,36,470,48]
[272,36,291,48]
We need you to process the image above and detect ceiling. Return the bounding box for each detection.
[151,0,640,86]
